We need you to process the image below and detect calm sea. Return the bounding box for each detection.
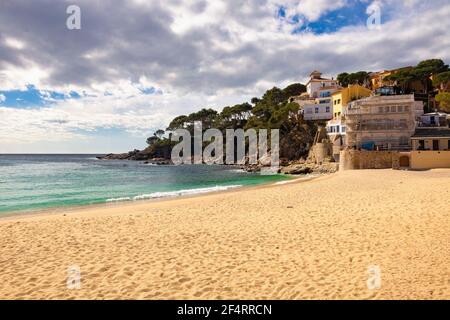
[0,154,289,215]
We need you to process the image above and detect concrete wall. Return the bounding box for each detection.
[410,151,450,169]
[340,149,402,170]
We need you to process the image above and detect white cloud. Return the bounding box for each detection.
[0,0,449,152]
[4,37,26,50]
[0,94,5,103]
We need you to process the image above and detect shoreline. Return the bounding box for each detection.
[0,173,325,222]
[1,169,449,299]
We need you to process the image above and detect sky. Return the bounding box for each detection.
[0,0,449,153]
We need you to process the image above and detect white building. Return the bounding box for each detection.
[326,119,346,136]
[303,103,333,121]
[418,112,449,127]
[306,71,339,98]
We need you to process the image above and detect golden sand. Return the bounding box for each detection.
[0,169,449,300]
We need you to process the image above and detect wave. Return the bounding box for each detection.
[273,174,319,185]
[105,185,243,203]
[105,197,132,202]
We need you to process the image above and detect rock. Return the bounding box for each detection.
[97,149,172,163]
[281,165,313,175]
[281,161,338,175]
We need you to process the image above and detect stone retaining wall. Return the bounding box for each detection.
[339,149,406,170]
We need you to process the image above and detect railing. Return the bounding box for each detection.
[375,145,412,151]
[416,123,449,128]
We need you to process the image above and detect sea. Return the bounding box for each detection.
[0,154,290,215]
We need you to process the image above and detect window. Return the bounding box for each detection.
[433,140,439,151]
[385,106,390,113]
[379,107,384,113]
[397,106,403,112]
[430,116,436,125]
[448,140,450,150]
[399,119,407,129]
[391,106,396,113]
[315,107,319,113]
[399,136,409,146]
[418,140,425,150]
[326,107,330,113]
[341,126,346,133]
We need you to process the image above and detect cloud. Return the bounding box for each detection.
[283,0,348,22]
[0,0,449,152]
[0,94,5,103]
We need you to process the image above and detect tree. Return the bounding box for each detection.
[435,92,450,112]
[384,69,415,93]
[337,71,369,87]
[415,59,448,75]
[251,97,260,105]
[337,72,350,87]
[433,71,450,91]
[166,115,188,131]
[154,129,165,138]
[413,59,449,93]
[149,81,322,162]
[349,71,370,86]
[187,108,218,129]
[282,83,306,98]
[261,87,286,106]
[146,136,159,146]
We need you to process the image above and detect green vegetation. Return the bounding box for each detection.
[435,92,450,113]
[433,71,450,90]
[143,59,450,161]
[384,59,449,93]
[337,71,370,87]
[146,83,317,161]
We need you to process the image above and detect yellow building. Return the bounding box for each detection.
[370,70,394,90]
[331,84,372,119]
[369,66,427,92]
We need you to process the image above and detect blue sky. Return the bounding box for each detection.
[278,0,373,34]
[0,85,80,108]
[0,85,160,108]
[0,0,449,153]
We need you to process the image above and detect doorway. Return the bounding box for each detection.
[399,156,410,168]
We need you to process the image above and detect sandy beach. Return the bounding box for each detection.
[0,169,449,300]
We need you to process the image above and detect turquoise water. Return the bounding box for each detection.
[0,154,290,215]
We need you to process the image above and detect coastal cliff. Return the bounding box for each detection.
[97,82,339,174]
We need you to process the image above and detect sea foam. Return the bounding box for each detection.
[105,185,242,203]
